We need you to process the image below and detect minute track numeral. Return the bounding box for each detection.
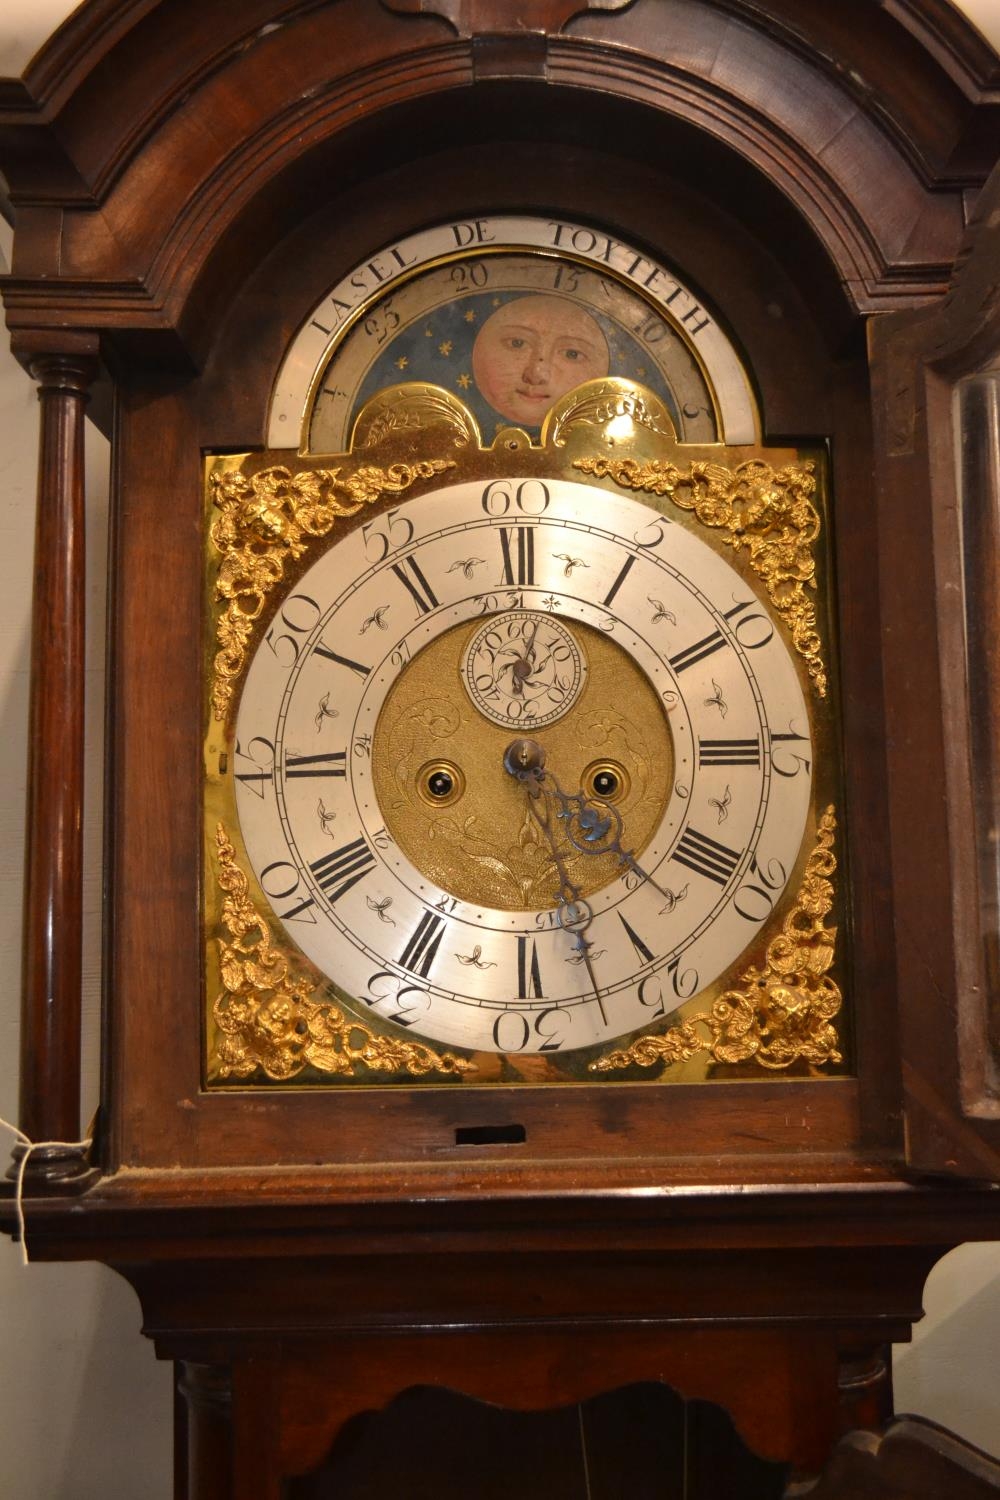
[698,738,761,767]
[310,837,375,903]
[391,556,439,615]
[499,526,535,587]
[399,910,446,979]
[672,827,742,886]
[670,599,767,674]
[284,751,347,778]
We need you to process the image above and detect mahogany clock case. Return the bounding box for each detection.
[3,0,996,1199]
[102,129,889,1185]
[3,7,1000,1495]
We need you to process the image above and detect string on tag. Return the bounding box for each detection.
[0,1116,92,1267]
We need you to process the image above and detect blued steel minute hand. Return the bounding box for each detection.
[503,736,674,904]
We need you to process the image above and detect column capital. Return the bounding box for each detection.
[9,331,100,392]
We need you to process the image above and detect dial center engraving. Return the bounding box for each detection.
[371,618,673,912]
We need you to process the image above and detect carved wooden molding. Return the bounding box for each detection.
[380,0,635,35]
[868,160,1000,1178]
[0,0,996,353]
[787,1417,1000,1498]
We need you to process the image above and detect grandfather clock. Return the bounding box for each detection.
[3,1,1000,1495]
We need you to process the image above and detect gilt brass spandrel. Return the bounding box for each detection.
[205,823,476,1085]
[207,437,458,722]
[572,447,827,698]
[590,806,843,1078]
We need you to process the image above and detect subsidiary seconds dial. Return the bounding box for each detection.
[461,611,587,728]
[232,477,813,1055]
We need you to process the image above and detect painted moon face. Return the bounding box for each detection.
[471,295,610,426]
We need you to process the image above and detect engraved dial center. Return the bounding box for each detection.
[371,616,673,913]
[461,610,587,729]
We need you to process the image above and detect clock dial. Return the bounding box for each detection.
[232,477,813,1057]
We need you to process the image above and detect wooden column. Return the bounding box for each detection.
[177,1363,234,1500]
[15,342,98,1183]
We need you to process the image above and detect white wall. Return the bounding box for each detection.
[1,6,999,1495]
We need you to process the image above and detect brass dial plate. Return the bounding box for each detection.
[205,378,842,1084]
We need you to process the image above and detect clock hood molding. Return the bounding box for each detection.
[1,0,999,373]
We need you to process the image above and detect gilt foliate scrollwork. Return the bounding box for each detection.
[209,459,455,720]
[590,806,842,1076]
[351,382,482,450]
[574,454,827,697]
[210,825,474,1082]
[545,380,677,444]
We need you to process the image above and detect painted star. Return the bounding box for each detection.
[457,372,471,389]
[438,340,453,356]
[424,325,434,337]
[464,309,477,323]
[395,355,409,371]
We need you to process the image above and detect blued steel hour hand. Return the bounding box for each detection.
[502,737,674,906]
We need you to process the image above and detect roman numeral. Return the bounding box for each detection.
[313,643,370,678]
[391,557,439,614]
[235,766,271,793]
[698,738,761,767]
[399,910,445,978]
[672,827,741,886]
[669,628,726,674]
[284,751,347,778]
[618,914,655,965]
[517,936,544,998]
[310,837,375,903]
[499,526,535,586]
[670,602,761,674]
[602,554,636,608]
